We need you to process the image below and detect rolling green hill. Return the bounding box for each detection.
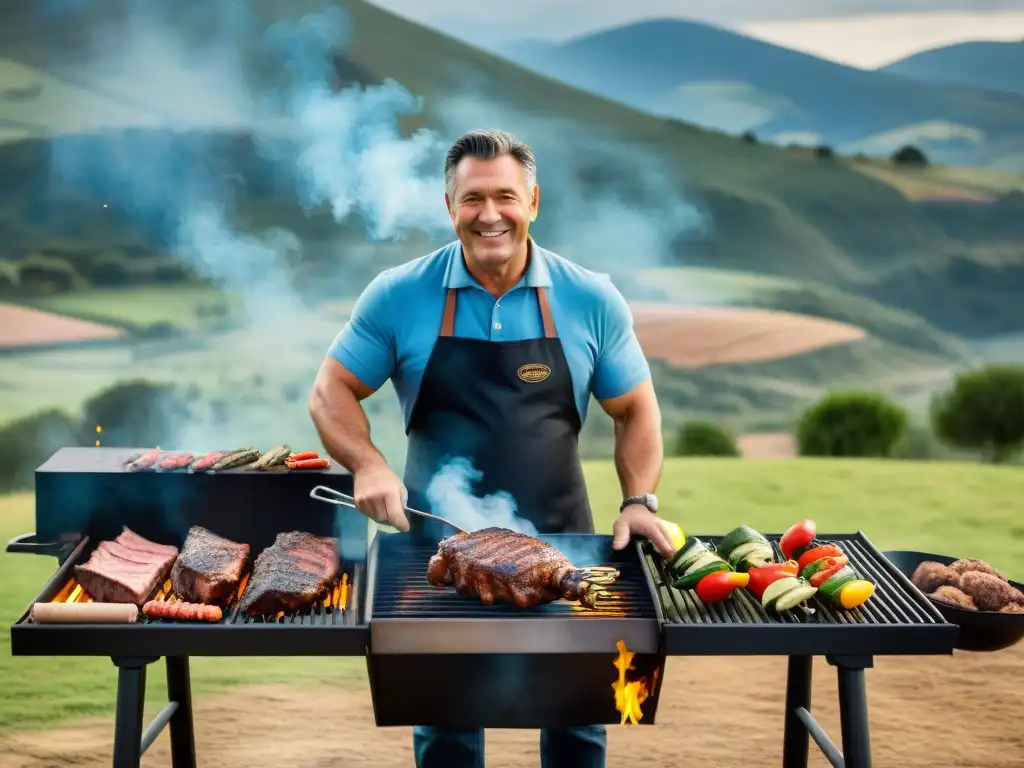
[880,41,1024,100]
[0,0,1022,349]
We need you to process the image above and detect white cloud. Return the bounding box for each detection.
[741,11,1024,68]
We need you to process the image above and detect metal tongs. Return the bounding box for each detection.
[309,485,468,534]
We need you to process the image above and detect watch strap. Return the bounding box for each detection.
[620,494,656,514]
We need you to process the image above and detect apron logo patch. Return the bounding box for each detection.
[517,363,551,383]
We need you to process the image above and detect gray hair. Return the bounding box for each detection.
[444,130,537,198]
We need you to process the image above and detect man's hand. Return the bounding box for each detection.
[352,462,410,532]
[611,504,674,558]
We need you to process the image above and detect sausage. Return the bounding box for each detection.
[32,602,139,623]
[286,457,329,470]
[143,600,223,622]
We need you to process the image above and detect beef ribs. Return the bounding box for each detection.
[74,528,179,604]
[236,531,339,615]
[170,526,250,604]
[426,527,609,609]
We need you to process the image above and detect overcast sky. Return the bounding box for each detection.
[368,0,1024,67]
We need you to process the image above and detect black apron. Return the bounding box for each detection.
[402,282,593,540]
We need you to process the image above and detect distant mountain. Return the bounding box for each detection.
[499,20,1024,169]
[0,0,1022,345]
[880,41,1024,99]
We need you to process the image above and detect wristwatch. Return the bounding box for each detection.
[620,493,658,514]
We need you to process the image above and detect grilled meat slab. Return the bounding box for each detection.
[237,531,339,615]
[170,526,250,604]
[74,528,179,604]
[426,527,604,609]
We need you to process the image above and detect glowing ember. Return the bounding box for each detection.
[611,640,650,725]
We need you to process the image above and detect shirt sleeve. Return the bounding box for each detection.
[592,277,651,401]
[327,270,397,390]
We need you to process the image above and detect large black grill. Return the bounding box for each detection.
[7,448,969,768]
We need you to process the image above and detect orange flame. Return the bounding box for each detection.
[611,640,650,725]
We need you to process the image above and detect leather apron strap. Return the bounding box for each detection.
[440,287,557,338]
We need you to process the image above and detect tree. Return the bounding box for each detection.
[814,145,835,159]
[796,391,908,458]
[930,364,1024,463]
[675,420,740,457]
[80,379,193,448]
[891,145,928,167]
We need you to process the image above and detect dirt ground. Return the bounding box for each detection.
[628,303,866,369]
[738,432,798,459]
[2,644,1020,768]
[0,304,125,349]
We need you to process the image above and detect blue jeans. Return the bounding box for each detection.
[413,724,607,768]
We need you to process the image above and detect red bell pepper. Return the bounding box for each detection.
[797,544,844,573]
[807,556,850,587]
[746,561,798,601]
[695,570,750,603]
[779,519,816,561]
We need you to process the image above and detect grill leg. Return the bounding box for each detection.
[111,658,153,768]
[782,655,813,768]
[829,654,874,768]
[166,656,197,768]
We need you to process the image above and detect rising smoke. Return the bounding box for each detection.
[33,1,704,527]
[425,458,539,537]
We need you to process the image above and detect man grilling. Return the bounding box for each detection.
[309,129,671,768]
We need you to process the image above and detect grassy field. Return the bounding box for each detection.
[1,456,1022,733]
[26,285,243,330]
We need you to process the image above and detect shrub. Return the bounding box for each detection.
[0,409,82,492]
[0,259,18,294]
[85,253,134,286]
[930,364,1024,463]
[891,145,928,167]
[796,391,908,458]
[17,255,79,294]
[814,145,835,159]
[80,379,193,448]
[675,420,740,457]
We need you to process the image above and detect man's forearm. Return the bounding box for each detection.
[309,380,386,474]
[612,399,663,498]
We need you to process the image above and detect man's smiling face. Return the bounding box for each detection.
[446,153,539,271]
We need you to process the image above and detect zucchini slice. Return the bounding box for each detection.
[727,541,775,572]
[773,581,819,612]
[762,576,817,612]
[667,537,710,575]
[717,525,769,559]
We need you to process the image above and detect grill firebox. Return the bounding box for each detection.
[364,532,666,729]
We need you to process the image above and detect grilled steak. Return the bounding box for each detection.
[74,528,179,604]
[237,531,339,615]
[426,527,606,609]
[170,526,250,604]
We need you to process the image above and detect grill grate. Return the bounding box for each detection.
[370,537,658,619]
[645,533,944,627]
[45,566,362,627]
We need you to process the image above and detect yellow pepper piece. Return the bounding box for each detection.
[658,520,686,553]
[839,580,875,610]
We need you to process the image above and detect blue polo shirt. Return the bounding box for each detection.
[327,240,650,429]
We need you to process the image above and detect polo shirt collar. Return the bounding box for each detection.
[444,237,552,290]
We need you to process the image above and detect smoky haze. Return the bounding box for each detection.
[34,1,704,536]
